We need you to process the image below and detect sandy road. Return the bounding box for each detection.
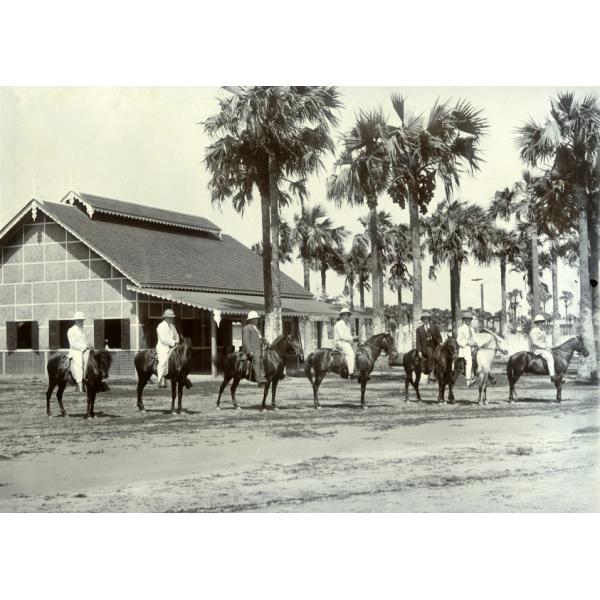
[0,371,598,512]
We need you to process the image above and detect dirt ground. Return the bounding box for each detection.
[1,368,599,512]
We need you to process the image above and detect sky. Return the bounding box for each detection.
[1,86,597,317]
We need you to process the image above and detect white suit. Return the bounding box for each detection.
[334,319,355,372]
[67,324,90,384]
[529,326,555,376]
[456,322,476,380]
[156,320,179,379]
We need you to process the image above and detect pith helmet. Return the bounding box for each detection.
[162,308,176,318]
[462,311,474,320]
[421,310,431,319]
[247,310,260,320]
[73,310,86,321]
[339,307,352,316]
[533,314,546,323]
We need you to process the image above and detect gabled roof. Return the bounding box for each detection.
[1,198,313,299]
[61,191,222,236]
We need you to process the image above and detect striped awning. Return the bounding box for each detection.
[127,286,342,317]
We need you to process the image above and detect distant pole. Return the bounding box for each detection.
[472,278,484,329]
[211,318,218,378]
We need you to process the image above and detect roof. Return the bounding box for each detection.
[30,198,313,299]
[128,286,341,317]
[61,191,221,236]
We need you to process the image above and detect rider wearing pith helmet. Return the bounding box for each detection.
[73,310,86,322]
[162,308,176,319]
[339,307,352,317]
[334,307,358,378]
[246,310,260,322]
[156,308,179,387]
[533,314,546,323]
[530,314,557,383]
[68,311,91,392]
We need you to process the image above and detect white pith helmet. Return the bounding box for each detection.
[247,311,260,320]
[162,308,176,318]
[73,310,86,321]
[533,314,546,323]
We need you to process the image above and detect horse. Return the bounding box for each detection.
[304,333,398,409]
[134,337,193,413]
[506,335,588,403]
[402,349,425,402]
[45,349,112,419]
[469,329,509,405]
[217,334,303,411]
[432,337,465,404]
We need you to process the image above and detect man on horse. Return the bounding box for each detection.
[415,311,442,383]
[529,314,558,383]
[334,307,358,379]
[156,308,179,388]
[242,311,267,385]
[457,311,478,387]
[67,310,92,393]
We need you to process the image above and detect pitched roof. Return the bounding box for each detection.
[61,191,221,236]
[38,199,313,298]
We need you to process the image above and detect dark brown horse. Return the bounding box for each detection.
[46,349,112,418]
[506,335,588,403]
[433,338,465,404]
[403,349,425,402]
[134,337,193,413]
[304,333,398,409]
[217,334,303,410]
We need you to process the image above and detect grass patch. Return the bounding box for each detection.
[73,493,88,498]
[572,426,600,435]
[507,446,533,456]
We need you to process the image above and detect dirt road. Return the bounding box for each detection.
[1,371,598,512]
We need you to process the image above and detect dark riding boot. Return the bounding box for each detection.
[550,375,560,383]
[488,374,497,385]
[184,377,193,389]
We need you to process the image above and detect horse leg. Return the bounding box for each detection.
[360,379,368,409]
[89,389,97,419]
[507,360,519,403]
[414,371,422,403]
[170,379,177,413]
[46,381,56,416]
[438,381,445,404]
[261,381,271,410]
[556,378,562,403]
[217,375,232,408]
[56,383,67,417]
[404,370,411,402]
[177,379,184,413]
[478,373,484,405]
[448,382,455,405]
[230,377,241,409]
[137,372,151,411]
[313,374,324,409]
[271,379,279,410]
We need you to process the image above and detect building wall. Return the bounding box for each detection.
[0,210,139,375]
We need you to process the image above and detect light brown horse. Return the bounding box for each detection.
[304,333,398,409]
[217,334,303,411]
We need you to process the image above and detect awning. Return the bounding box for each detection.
[127,286,342,317]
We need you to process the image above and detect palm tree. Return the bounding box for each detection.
[204,86,341,341]
[516,92,600,380]
[387,95,488,343]
[251,217,294,263]
[344,235,371,309]
[386,223,412,317]
[507,289,523,333]
[327,110,392,333]
[292,204,343,292]
[314,226,347,297]
[425,199,495,335]
[561,290,574,322]
[489,227,522,336]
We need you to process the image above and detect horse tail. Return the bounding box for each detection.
[304,353,315,385]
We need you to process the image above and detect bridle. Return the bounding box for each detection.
[363,335,395,359]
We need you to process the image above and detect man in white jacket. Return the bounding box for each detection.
[68,310,92,393]
[456,311,478,387]
[156,308,179,388]
[529,314,557,382]
[333,307,358,378]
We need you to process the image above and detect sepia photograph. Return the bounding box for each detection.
[1,84,598,513]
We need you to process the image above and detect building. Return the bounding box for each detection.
[0,192,368,376]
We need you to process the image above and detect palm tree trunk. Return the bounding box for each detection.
[500,257,507,337]
[320,267,327,297]
[449,257,462,336]
[408,190,422,344]
[349,280,355,310]
[359,277,365,309]
[367,196,383,333]
[530,219,541,318]
[303,260,311,292]
[588,194,600,371]
[575,185,598,381]
[550,243,560,345]
[259,183,274,336]
[266,151,282,342]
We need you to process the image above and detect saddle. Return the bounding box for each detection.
[329,349,350,379]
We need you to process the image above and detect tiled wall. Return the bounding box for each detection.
[0,210,140,353]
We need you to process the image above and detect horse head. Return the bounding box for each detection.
[575,335,589,357]
[485,330,509,355]
[382,332,399,360]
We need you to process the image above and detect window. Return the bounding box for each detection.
[6,321,39,351]
[48,320,71,350]
[94,319,130,349]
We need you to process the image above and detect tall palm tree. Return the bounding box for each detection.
[204,86,341,341]
[327,110,392,333]
[387,95,488,342]
[251,217,294,263]
[314,226,347,297]
[425,199,495,335]
[507,289,523,333]
[516,92,600,380]
[386,223,412,316]
[344,235,371,309]
[292,204,343,292]
[560,290,574,321]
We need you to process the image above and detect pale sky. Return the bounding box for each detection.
[1,86,597,317]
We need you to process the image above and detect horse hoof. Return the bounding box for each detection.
[216,405,221,410]
[361,405,369,410]
[273,406,279,411]
[315,405,321,410]
[47,413,53,418]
